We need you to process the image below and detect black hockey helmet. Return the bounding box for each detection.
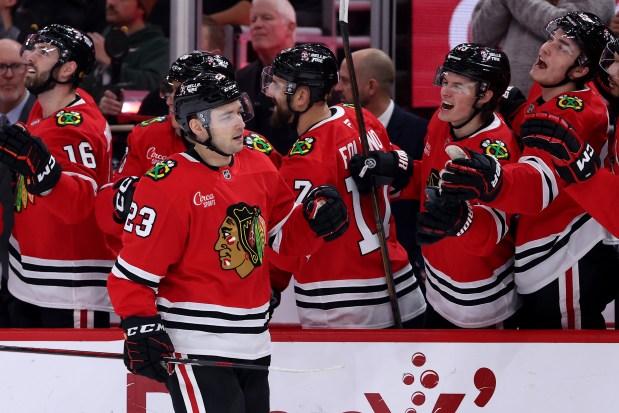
[162,51,236,98]
[263,43,339,103]
[545,12,613,74]
[434,43,511,101]
[174,71,253,134]
[22,24,95,83]
[600,36,619,76]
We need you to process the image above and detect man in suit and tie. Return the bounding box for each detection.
[0,38,36,326]
[334,48,429,281]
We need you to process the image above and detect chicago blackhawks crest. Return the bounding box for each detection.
[289,137,315,156]
[556,94,584,112]
[215,202,266,278]
[55,110,83,127]
[145,159,177,181]
[480,139,510,160]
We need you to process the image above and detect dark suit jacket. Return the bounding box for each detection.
[386,104,428,270]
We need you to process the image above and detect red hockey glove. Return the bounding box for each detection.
[520,112,600,184]
[439,145,503,203]
[302,184,349,241]
[0,124,61,195]
[122,315,174,383]
[113,176,140,223]
[349,150,412,195]
[417,187,473,245]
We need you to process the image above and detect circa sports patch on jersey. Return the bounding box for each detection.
[244,133,273,155]
[145,159,178,181]
[481,139,510,160]
[55,110,83,127]
[139,116,167,127]
[289,136,315,156]
[555,94,584,112]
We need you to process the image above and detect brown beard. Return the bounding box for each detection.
[271,104,293,127]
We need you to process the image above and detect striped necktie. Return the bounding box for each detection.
[0,114,8,131]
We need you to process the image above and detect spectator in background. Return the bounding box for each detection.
[0,0,21,40]
[334,48,428,280]
[237,0,297,155]
[11,0,106,41]
[204,0,251,27]
[83,0,170,114]
[290,0,322,27]
[471,0,614,96]
[136,15,227,118]
[0,38,36,327]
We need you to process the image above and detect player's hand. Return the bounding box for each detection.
[302,184,349,241]
[439,145,503,203]
[99,89,124,116]
[349,150,412,195]
[121,315,174,383]
[498,86,527,126]
[0,124,61,195]
[520,112,600,184]
[113,176,139,223]
[417,187,473,246]
[267,288,281,322]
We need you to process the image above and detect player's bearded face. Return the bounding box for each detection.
[272,99,293,127]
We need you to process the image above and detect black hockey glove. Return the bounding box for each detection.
[121,315,174,383]
[440,145,503,203]
[417,187,473,246]
[113,176,140,223]
[0,124,61,195]
[349,150,412,195]
[498,86,527,126]
[520,112,600,184]
[302,184,349,241]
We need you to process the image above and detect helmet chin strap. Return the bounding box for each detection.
[539,61,581,89]
[28,63,72,95]
[451,98,481,130]
[194,127,233,157]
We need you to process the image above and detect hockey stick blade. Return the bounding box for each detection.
[0,344,344,373]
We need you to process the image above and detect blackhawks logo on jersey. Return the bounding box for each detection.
[556,94,584,112]
[14,175,35,212]
[55,110,83,127]
[145,159,177,181]
[481,139,510,160]
[215,202,266,279]
[139,116,167,127]
[244,133,273,155]
[289,137,315,156]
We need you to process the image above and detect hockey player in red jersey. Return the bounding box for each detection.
[95,51,282,254]
[438,12,619,329]
[262,43,427,328]
[0,24,116,327]
[350,44,522,328]
[107,71,348,411]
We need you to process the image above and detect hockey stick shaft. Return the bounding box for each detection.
[338,0,402,328]
[0,344,342,373]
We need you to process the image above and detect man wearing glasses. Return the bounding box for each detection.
[0,38,35,327]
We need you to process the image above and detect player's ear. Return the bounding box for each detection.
[189,118,204,136]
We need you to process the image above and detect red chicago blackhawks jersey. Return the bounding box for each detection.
[277,104,426,328]
[8,94,116,311]
[107,148,320,358]
[414,111,521,327]
[95,115,282,253]
[487,84,610,294]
